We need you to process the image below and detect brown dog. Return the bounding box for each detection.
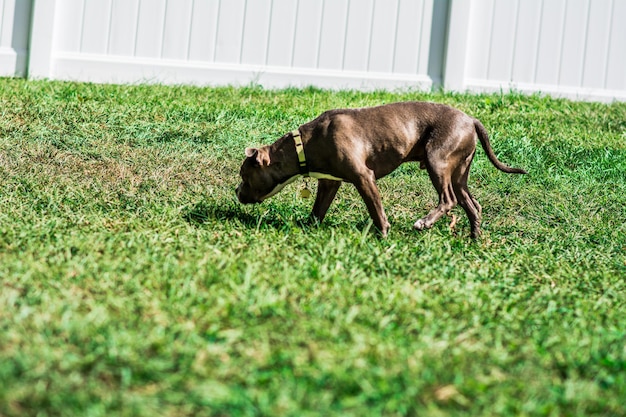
[236,102,526,237]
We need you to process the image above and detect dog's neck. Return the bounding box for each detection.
[268,129,344,186]
[290,130,343,181]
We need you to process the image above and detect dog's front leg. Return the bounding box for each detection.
[311,179,342,224]
[353,173,390,237]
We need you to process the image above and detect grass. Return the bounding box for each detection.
[0,78,625,416]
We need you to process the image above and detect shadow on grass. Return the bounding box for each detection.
[182,198,316,231]
[183,199,257,226]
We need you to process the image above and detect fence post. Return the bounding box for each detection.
[442,0,472,92]
[27,0,58,79]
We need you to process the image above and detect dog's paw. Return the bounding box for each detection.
[381,222,390,238]
[413,219,427,230]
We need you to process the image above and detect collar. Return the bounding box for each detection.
[292,130,309,175]
[291,129,344,182]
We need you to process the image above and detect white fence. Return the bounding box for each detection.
[0,0,30,77]
[2,0,625,102]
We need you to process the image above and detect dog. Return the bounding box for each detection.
[236,101,526,238]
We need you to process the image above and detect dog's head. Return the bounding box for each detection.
[236,146,294,204]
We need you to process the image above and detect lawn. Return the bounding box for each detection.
[0,78,625,416]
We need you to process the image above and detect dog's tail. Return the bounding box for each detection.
[474,119,527,174]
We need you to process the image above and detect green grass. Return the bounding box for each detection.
[1,78,625,416]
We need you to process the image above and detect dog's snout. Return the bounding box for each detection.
[236,184,255,204]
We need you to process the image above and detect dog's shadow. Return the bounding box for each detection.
[183,199,254,226]
[183,198,466,238]
[182,199,313,231]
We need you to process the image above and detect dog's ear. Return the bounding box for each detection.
[245,147,270,167]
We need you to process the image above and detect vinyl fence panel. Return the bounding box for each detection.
[14,0,626,101]
[0,0,31,77]
[463,0,626,101]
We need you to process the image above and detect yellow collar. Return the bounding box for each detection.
[292,130,343,181]
[292,130,308,174]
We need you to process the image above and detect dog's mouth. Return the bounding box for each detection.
[237,176,301,204]
[258,176,301,201]
[236,184,260,204]
[237,194,260,204]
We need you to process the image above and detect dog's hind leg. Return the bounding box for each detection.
[414,159,457,232]
[311,179,342,223]
[456,187,482,238]
[452,153,482,238]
